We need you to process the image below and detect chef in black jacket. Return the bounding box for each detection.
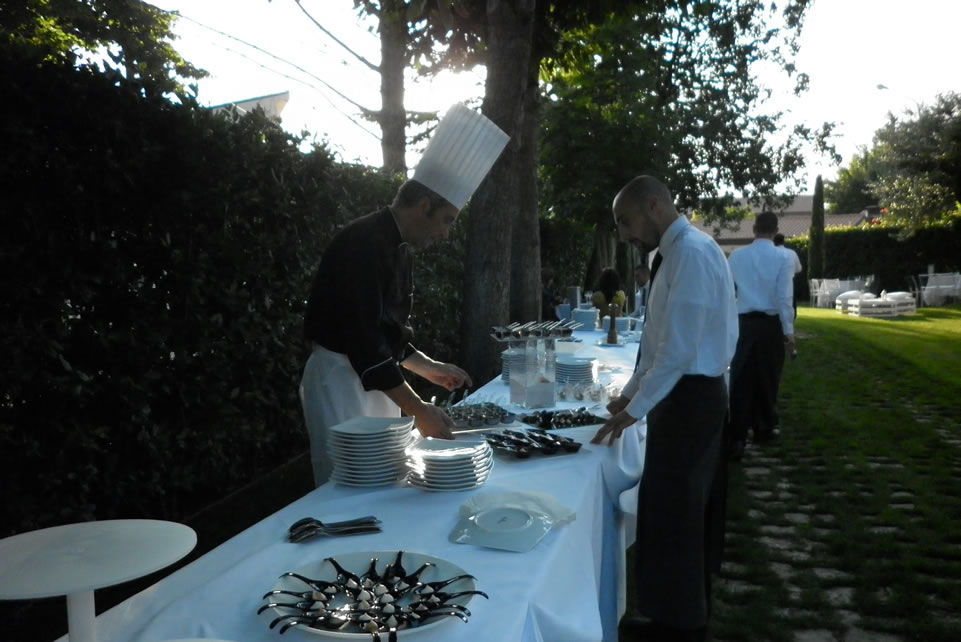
[300,105,508,486]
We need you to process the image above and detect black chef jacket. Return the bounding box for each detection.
[304,207,416,391]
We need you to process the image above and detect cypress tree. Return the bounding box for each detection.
[809,175,826,278]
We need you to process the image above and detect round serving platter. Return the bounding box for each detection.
[264,551,480,638]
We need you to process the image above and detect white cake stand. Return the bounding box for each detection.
[0,519,197,642]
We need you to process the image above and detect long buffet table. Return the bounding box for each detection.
[56,330,645,642]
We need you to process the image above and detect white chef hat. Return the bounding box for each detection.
[412,103,510,210]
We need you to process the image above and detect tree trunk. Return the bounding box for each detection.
[809,174,825,279]
[510,58,542,321]
[379,0,407,175]
[461,0,536,383]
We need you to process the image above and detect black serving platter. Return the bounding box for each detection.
[519,407,606,429]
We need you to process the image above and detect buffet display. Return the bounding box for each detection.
[260,551,486,640]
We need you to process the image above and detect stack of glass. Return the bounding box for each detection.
[499,322,573,409]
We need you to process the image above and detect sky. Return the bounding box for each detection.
[147,0,961,194]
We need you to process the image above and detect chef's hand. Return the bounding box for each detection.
[412,402,455,440]
[421,362,473,391]
[606,394,630,416]
[591,409,638,447]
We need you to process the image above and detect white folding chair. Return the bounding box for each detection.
[809,279,821,306]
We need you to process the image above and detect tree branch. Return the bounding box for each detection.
[294,0,380,73]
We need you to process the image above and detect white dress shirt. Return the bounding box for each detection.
[779,245,803,274]
[621,216,739,421]
[728,238,794,336]
[632,284,649,316]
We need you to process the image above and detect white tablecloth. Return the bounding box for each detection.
[59,331,644,642]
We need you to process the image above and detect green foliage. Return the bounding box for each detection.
[872,175,957,236]
[809,175,825,278]
[827,92,961,232]
[0,0,205,97]
[539,214,594,294]
[0,48,429,536]
[825,148,880,214]
[539,3,830,242]
[786,211,961,300]
[872,93,961,202]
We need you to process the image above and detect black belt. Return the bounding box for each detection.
[740,311,777,319]
[680,374,725,382]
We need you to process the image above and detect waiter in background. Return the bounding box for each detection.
[300,104,509,486]
[774,232,802,321]
[593,176,738,642]
[726,212,795,461]
[631,262,651,319]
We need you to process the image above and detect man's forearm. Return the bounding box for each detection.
[400,350,435,378]
[383,380,427,417]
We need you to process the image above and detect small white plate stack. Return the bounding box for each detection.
[406,437,494,492]
[572,307,599,329]
[501,348,525,383]
[328,416,415,487]
[555,355,597,385]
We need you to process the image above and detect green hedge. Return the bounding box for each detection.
[786,216,961,301]
[0,48,464,536]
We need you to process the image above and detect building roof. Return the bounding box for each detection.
[689,194,869,248]
[209,91,290,120]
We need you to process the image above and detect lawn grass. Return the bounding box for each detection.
[707,306,961,641]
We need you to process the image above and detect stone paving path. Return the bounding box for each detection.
[709,435,961,642]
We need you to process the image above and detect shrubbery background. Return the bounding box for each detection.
[786,216,961,301]
[0,47,454,535]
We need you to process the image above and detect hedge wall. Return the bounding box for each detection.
[785,217,961,302]
[0,48,458,536]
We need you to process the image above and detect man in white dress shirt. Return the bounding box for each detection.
[592,176,738,642]
[631,263,651,317]
[774,232,802,321]
[726,213,796,461]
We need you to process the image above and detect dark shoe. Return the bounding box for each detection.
[619,617,706,642]
[727,439,745,461]
[667,625,707,642]
[754,427,780,445]
[619,615,662,640]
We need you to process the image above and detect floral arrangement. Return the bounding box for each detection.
[592,289,627,311]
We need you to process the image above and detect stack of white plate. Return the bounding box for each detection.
[572,307,599,329]
[406,437,494,492]
[328,416,415,487]
[500,348,525,383]
[555,355,597,385]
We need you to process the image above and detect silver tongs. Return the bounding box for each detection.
[287,515,382,543]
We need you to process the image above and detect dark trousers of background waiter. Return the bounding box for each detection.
[726,312,785,460]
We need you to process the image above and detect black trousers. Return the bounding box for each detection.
[728,314,785,444]
[635,374,727,629]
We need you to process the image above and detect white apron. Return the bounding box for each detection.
[299,345,400,486]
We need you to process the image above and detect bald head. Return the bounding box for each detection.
[612,175,680,253]
[615,176,676,210]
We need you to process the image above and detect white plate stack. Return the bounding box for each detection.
[406,437,494,492]
[555,356,597,385]
[501,348,525,383]
[572,307,599,329]
[328,417,416,487]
